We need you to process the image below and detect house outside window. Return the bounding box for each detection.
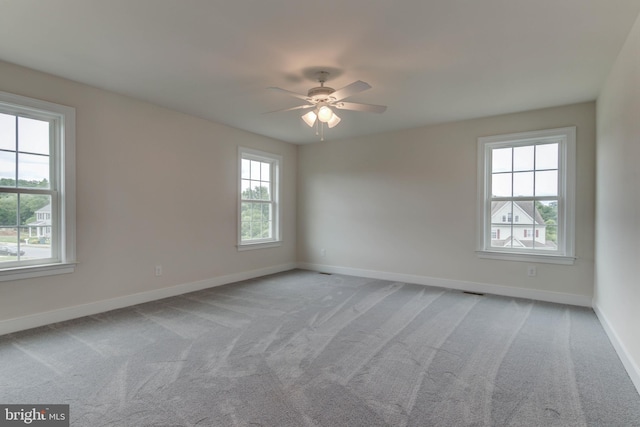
[238,147,281,250]
[0,91,76,280]
[477,127,576,264]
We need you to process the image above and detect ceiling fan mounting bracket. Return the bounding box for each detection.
[315,71,330,84]
[307,71,336,102]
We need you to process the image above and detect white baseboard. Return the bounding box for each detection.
[593,303,640,395]
[0,263,297,336]
[297,262,592,307]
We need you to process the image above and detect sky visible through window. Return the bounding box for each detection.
[491,142,558,198]
[0,113,50,184]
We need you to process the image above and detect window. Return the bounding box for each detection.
[477,127,575,264]
[0,91,76,280]
[238,147,281,249]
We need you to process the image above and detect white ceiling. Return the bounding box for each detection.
[2,1,640,144]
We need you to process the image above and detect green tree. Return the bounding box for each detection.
[535,201,558,243]
[241,186,272,240]
[20,194,50,225]
[0,179,51,228]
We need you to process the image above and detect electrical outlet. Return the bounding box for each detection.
[527,266,537,277]
[155,265,162,276]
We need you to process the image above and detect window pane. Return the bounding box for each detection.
[492,173,511,197]
[241,201,252,222]
[20,193,51,226]
[241,221,251,240]
[513,145,534,171]
[490,201,513,247]
[20,226,52,260]
[241,179,252,199]
[261,162,270,182]
[0,227,21,263]
[535,201,558,248]
[492,148,512,173]
[261,203,271,221]
[18,117,49,155]
[251,222,262,238]
[0,227,18,244]
[0,192,21,261]
[0,113,16,151]
[0,193,17,226]
[259,184,270,201]
[249,181,261,199]
[535,170,558,196]
[250,160,261,180]
[542,225,558,250]
[18,153,50,188]
[251,203,261,224]
[241,201,252,240]
[0,151,16,186]
[262,221,272,238]
[513,172,533,196]
[241,159,251,179]
[516,201,535,225]
[536,143,558,170]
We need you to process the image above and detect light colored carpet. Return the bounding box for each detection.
[1,270,639,426]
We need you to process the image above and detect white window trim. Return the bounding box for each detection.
[0,91,76,281]
[237,147,282,251]
[476,127,576,265]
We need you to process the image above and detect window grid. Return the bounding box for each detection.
[238,148,281,247]
[0,113,56,266]
[0,90,76,280]
[489,142,559,252]
[477,127,575,264]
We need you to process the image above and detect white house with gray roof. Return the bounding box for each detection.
[490,201,556,250]
[27,203,51,239]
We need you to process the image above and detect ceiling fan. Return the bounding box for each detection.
[267,71,387,140]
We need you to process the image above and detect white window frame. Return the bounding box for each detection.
[237,147,282,250]
[0,91,76,281]
[476,127,576,265]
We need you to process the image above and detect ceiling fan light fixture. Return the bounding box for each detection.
[317,105,334,123]
[327,113,341,128]
[268,71,386,141]
[302,110,317,127]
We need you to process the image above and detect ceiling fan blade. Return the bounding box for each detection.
[268,87,310,101]
[329,80,371,101]
[263,104,315,114]
[334,101,387,113]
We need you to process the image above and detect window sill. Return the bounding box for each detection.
[476,251,575,265]
[237,241,282,251]
[0,262,77,282]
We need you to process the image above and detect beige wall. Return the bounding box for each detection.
[0,60,297,324]
[594,13,640,385]
[298,102,596,300]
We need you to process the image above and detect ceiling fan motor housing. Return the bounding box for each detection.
[307,86,336,102]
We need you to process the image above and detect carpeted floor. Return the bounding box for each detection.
[1,270,639,426]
